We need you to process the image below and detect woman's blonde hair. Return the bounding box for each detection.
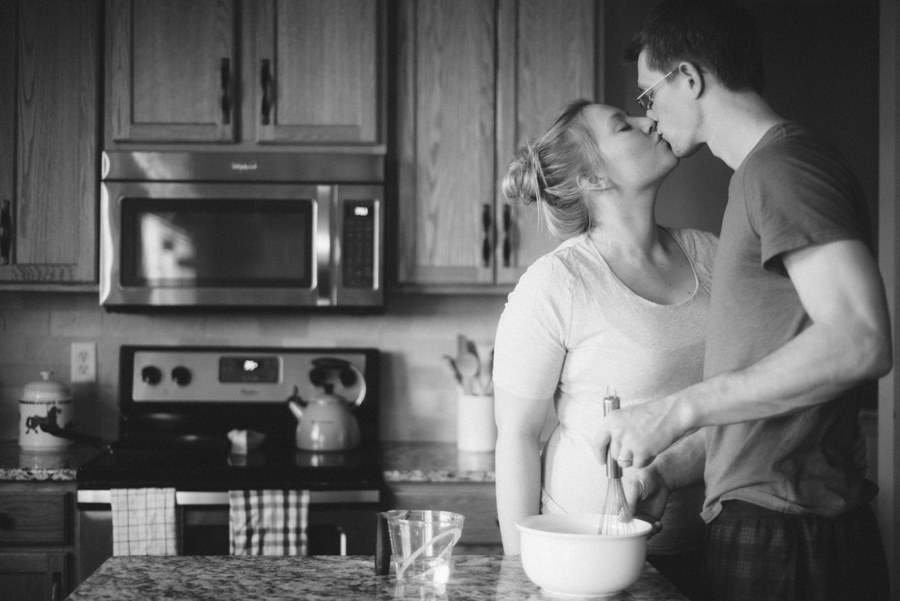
[502,100,606,239]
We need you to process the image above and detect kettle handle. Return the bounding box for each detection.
[286,385,307,407]
[348,363,366,408]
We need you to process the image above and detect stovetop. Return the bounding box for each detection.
[77,345,383,492]
[77,442,385,491]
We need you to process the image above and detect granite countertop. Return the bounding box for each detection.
[66,555,687,601]
[0,439,491,484]
[382,441,494,483]
[0,439,104,482]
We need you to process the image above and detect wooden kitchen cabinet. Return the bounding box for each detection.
[387,482,502,554]
[106,0,385,150]
[394,0,600,289]
[0,0,99,287]
[0,482,77,601]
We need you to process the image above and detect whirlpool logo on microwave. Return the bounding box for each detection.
[231,162,258,172]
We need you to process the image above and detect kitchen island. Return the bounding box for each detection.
[65,555,688,600]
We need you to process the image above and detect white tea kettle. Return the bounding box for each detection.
[288,358,366,452]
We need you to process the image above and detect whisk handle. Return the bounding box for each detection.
[603,393,622,478]
[607,453,622,479]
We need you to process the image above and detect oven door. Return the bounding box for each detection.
[76,489,381,583]
[100,182,383,308]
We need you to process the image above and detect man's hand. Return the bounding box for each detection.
[593,398,692,469]
[623,466,670,538]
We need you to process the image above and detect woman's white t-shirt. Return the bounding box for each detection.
[493,227,717,555]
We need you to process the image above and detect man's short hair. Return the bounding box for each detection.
[624,0,764,93]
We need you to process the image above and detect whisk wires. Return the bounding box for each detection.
[598,388,636,535]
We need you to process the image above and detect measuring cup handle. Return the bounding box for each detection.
[396,528,463,581]
[374,513,391,575]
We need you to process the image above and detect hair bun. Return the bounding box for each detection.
[502,142,544,206]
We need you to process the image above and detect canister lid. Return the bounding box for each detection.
[22,371,72,401]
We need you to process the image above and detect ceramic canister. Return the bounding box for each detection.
[19,371,74,450]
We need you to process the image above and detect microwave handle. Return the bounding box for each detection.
[315,186,333,306]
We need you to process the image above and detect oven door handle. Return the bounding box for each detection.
[77,489,380,505]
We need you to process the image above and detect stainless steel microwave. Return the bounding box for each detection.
[100,152,383,309]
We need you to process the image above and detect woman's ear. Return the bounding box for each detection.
[679,62,705,100]
[581,174,611,192]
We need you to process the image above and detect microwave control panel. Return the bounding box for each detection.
[342,200,376,289]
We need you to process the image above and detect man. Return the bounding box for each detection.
[595,1,893,599]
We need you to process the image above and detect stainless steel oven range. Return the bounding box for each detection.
[76,345,383,583]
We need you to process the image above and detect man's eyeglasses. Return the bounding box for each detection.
[636,67,679,111]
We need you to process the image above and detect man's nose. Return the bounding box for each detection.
[637,115,657,133]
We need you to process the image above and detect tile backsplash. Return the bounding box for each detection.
[0,291,507,443]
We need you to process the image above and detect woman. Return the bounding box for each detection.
[493,99,714,599]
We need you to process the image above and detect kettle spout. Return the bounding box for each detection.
[288,400,303,420]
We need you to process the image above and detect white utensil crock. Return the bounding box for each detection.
[456,394,497,452]
[19,371,73,450]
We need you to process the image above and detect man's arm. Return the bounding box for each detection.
[597,239,892,467]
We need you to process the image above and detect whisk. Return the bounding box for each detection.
[598,388,636,535]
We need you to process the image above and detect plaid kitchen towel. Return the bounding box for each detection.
[110,488,177,556]
[229,490,310,555]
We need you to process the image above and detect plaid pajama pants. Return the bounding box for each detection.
[701,500,889,601]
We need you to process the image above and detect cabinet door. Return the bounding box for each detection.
[251,0,383,146]
[107,0,236,144]
[0,1,14,270]
[494,0,598,285]
[0,0,98,284]
[0,552,69,601]
[396,0,498,285]
[396,0,599,288]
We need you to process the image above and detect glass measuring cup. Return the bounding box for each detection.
[378,510,465,585]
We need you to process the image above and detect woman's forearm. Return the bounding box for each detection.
[495,430,543,555]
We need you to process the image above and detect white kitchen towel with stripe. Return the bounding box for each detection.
[110,488,177,556]
[229,490,310,555]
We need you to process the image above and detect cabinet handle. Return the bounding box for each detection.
[219,57,232,125]
[260,59,273,125]
[0,199,11,265]
[502,204,512,267]
[51,571,62,601]
[481,204,492,267]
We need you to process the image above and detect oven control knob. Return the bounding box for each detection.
[171,366,192,387]
[141,366,162,386]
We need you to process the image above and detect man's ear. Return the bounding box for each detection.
[678,62,705,99]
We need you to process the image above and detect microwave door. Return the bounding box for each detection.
[100,182,321,307]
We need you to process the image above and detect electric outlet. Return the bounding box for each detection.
[71,341,97,383]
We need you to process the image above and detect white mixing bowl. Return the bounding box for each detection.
[516,513,652,598]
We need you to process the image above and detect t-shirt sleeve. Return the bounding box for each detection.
[742,140,868,276]
[492,256,569,401]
